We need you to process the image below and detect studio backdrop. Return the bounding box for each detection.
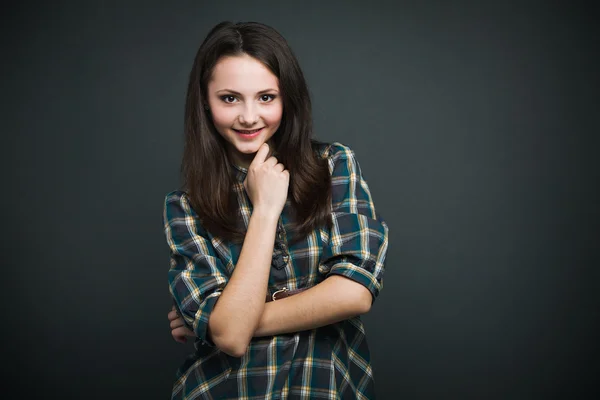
[2,1,598,399]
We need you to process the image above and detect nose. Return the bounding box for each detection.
[238,103,259,126]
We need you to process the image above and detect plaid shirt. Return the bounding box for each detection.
[163,142,389,399]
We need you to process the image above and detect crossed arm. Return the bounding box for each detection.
[167,201,375,357]
[169,274,372,344]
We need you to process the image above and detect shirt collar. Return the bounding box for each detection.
[229,149,279,182]
[231,163,248,182]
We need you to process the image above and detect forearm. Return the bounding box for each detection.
[209,210,278,355]
[253,275,372,337]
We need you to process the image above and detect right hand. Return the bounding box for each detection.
[168,306,194,344]
[243,143,290,217]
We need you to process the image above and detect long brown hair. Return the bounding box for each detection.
[181,21,331,242]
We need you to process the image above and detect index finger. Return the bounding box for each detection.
[249,143,270,167]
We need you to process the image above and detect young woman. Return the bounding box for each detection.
[163,21,389,399]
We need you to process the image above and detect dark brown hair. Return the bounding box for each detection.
[181,21,331,242]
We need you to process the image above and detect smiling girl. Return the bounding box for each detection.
[163,21,389,399]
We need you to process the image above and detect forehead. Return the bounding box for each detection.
[208,54,279,91]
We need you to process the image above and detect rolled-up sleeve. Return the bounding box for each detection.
[319,144,389,303]
[163,191,229,346]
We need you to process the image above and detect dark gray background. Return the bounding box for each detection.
[2,1,598,399]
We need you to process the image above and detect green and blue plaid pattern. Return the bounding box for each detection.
[163,142,389,399]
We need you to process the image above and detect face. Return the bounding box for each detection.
[206,53,283,168]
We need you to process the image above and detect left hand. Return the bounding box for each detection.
[168,306,195,344]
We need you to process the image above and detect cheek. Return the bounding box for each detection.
[209,108,237,128]
[264,105,283,126]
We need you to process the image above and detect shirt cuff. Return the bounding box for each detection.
[192,291,223,347]
[326,261,382,302]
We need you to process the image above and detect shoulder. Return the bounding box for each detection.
[163,190,212,238]
[164,190,189,208]
[313,141,356,164]
[165,189,187,203]
[163,190,198,219]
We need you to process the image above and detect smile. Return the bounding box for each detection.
[233,128,264,138]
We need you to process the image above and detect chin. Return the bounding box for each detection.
[233,141,263,154]
[231,133,272,152]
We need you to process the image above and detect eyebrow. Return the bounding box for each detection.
[215,89,279,95]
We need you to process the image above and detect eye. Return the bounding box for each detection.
[220,95,237,103]
[260,94,276,102]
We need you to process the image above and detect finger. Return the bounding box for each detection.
[168,310,179,320]
[172,330,187,344]
[249,143,270,167]
[264,156,279,167]
[170,319,184,329]
[173,326,194,338]
[274,163,285,173]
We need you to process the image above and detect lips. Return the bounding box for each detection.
[232,127,264,139]
[234,128,263,134]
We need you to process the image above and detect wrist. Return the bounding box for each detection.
[251,207,281,223]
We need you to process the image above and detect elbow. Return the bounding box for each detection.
[208,318,250,358]
[212,333,249,358]
[330,275,373,315]
[223,343,249,358]
[355,288,373,315]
